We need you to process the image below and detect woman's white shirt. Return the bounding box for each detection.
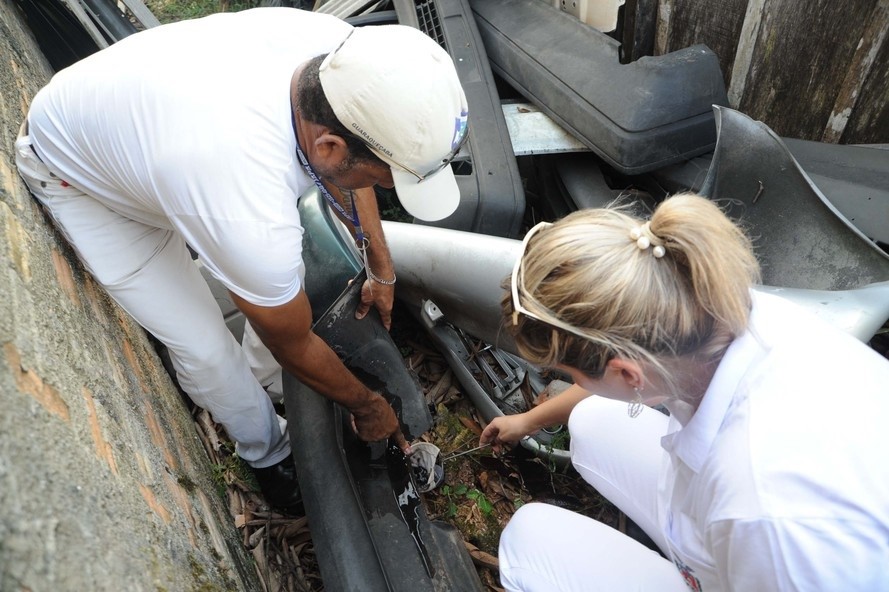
[658,292,889,591]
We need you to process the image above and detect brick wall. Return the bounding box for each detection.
[0,1,257,589]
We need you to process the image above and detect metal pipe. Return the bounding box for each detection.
[79,0,137,43]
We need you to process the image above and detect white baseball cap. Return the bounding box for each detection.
[319,25,469,222]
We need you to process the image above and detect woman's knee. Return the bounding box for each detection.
[501,502,552,550]
[567,396,620,464]
[499,503,568,590]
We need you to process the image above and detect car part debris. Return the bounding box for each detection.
[471,0,728,174]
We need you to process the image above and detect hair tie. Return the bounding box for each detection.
[630,223,666,258]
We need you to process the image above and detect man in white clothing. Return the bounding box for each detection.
[15,8,469,511]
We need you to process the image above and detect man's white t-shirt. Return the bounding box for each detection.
[28,8,353,306]
[659,292,889,591]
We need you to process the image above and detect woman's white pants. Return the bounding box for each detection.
[498,397,688,591]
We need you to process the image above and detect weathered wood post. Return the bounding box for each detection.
[652,0,888,143]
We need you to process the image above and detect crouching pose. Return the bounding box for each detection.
[482,194,889,591]
[17,8,469,512]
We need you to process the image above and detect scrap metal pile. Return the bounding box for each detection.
[20,1,889,591]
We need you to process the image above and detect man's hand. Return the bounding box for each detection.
[351,392,410,454]
[355,279,394,330]
[232,290,408,454]
[321,183,396,331]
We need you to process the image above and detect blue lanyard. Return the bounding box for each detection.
[291,109,367,250]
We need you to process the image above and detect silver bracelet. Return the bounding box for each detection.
[367,267,396,285]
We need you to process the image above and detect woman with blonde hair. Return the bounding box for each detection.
[481,193,889,591]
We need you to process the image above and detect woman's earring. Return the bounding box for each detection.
[627,387,644,418]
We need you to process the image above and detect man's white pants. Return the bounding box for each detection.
[15,124,290,468]
[498,397,688,591]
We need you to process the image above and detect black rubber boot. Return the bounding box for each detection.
[252,453,302,515]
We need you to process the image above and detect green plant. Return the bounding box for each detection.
[440,483,494,517]
[145,0,264,24]
[539,426,572,473]
[547,427,571,451]
[209,442,258,498]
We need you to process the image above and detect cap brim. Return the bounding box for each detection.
[392,166,460,222]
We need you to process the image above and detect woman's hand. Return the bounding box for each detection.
[479,414,539,452]
[479,383,594,452]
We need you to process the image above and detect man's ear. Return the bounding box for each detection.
[313,132,349,165]
[605,358,645,390]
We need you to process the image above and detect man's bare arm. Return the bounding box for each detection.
[230,289,408,451]
[324,183,396,328]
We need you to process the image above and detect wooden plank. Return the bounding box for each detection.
[661,0,748,87]
[620,0,658,62]
[118,0,161,28]
[738,0,877,140]
[842,18,889,144]
[823,1,889,143]
[727,0,766,107]
[653,0,886,143]
[654,0,673,56]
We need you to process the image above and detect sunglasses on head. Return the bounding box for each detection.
[350,125,469,182]
[510,221,597,343]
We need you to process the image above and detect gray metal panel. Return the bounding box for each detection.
[119,0,160,28]
[501,101,590,156]
[471,0,728,174]
[782,139,889,247]
[393,0,527,237]
[700,107,889,291]
[59,0,110,48]
[315,0,384,18]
